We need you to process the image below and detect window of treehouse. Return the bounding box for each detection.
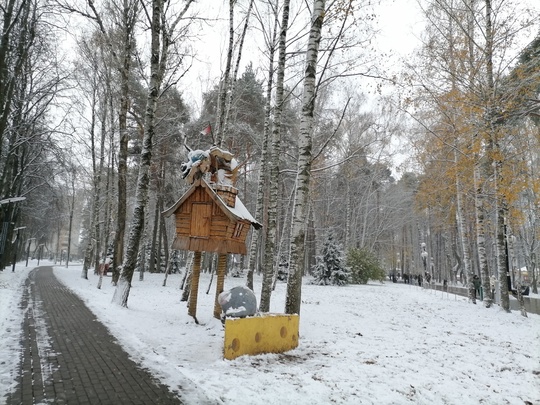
[190,203,211,238]
[233,223,244,239]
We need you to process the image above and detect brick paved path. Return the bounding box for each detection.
[5,266,183,405]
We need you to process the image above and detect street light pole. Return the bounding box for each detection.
[26,238,35,267]
[11,226,25,272]
[421,242,428,273]
[37,244,44,266]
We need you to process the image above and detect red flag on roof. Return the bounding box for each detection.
[200,125,211,136]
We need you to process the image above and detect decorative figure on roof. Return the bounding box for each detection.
[181,145,240,186]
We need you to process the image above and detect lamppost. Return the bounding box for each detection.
[37,244,44,266]
[421,242,428,274]
[25,237,36,267]
[11,226,25,272]
[396,252,401,279]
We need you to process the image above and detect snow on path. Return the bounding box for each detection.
[1,263,539,405]
[52,267,540,405]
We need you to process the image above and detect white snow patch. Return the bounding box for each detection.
[0,264,32,396]
[1,262,539,405]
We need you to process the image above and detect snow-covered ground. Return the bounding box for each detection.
[1,262,539,405]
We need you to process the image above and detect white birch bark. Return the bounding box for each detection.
[454,149,475,303]
[82,82,100,280]
[246,1,279,291]
[112,0,195,307]
[223,0,254,141]
[259,0,291,313]
[474,164,491,307]
[113,0,164,306]
[494,164,510,312]
[483,0,510,312]
[214,0,235,146]
[285,0,325,315]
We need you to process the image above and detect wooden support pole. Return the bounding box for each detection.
[188,251,202,322]
[214,253,227,319]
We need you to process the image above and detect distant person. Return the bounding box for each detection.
[472,275,481,301]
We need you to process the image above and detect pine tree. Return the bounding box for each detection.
[313,234,348,286]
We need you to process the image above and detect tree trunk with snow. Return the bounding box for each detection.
[113,0,164,307]
[495,182,510,312]
[92,71,110,277]
[259,0,291,313]
[149,195,161,274]
[454,148,475,304]
[222,0,254,142]
[285,0,325,315]
[246,2,279,291]
[107,1,138,286]
[81,240,94,280]
[112,0,195,307]
[483,0,510,312]
[474,164,491,307]
[82,85,100,280]
[66,173,76,268]
[57,0,140,285]
[181,251,194,300]
[214,0,235,146]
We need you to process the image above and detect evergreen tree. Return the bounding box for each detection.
[347,247,386,285]
[313,234,348,286]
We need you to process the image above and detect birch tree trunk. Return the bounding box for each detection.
[92,65,110,277]
[66,173,75,268]
[484,0,510,312]
[181,251,194,300]
[258,0,291,312]
[114,0,164,307]
[474,164,491,307]
[214,0,235,146]
[495,170,510,312]
[345,180,351,250]
[149,193,160,273]
[112,0,195,307]
[464,0,492,308]
[223,0,254,140]
[246,2,278,291]
[111,0,138,286]
[285,0,325,315]
[454,148,474,303]
[82,83,99,280]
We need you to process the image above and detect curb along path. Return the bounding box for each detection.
[6,266,183,405]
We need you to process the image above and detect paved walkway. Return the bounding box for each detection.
[5,267,183,405]
[430,283,540,315]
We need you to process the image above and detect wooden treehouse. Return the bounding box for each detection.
[164,179,259,255]
[163,146,261,321]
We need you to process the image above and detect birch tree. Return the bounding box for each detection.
[0,0,66,269]
[113,0,195,307]
[285,0,326,315]
[56,0,140,285]
[245,4,277,289]
[257,0,292,312]
[411,0,537,310]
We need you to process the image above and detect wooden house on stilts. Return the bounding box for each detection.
[163,148,261,322]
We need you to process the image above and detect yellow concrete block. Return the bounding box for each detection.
[223,314,299,360]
